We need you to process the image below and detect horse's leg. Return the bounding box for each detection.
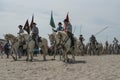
[81,46,84,56]
[59,49,63,61]
[43,48,47,61]
[53,47,57,60]
[59,50,62,61]
[71,48,75,62]
[12,48,17,61]
[10,49,15,60]
[0,51,3,59]
[30,51,33,61]
[65,50,69,62]
[15,49,18,61]
[89,47,91,55]
[26,50,29,61]
[62,50,66,62]
[65,51,68,62]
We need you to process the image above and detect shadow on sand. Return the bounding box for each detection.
[10,58,86,64]
[64,59,87,64]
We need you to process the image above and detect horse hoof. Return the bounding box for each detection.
[67,59,70,63]
[12,56,16,61]
[63,60,65,62]
[30,59,33,62]
[43,59,47,61]
[26,59,29,61]
[51,58,55,60]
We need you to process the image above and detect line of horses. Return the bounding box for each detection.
[3,31,120,62]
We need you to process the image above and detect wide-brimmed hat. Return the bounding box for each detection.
[18,25,23,28]
[33,22,37,25]
[80,34,83,36]
[58,22,62,25]
[63,19,69,22]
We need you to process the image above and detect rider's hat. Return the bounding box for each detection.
[33,22,37,25]
[63,19,69,22]
[58,22,62,25]
[80,34,82,36]
[18,25,23,28]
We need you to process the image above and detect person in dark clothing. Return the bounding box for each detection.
[79,34,85,44]
[31,22,39,48]
[89,35,97,44]
[4,40,11,58]
[17,25,24,34]
[52,22,64,32]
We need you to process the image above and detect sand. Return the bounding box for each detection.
[0,55,120,80]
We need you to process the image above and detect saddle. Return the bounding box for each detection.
[38,37,42,42]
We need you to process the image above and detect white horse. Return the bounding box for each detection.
[48,32,60,60]
[18,34,48,61]
[49,31,75,62]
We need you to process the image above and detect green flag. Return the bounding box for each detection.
[50,11,55,28]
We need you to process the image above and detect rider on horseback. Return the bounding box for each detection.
[105,41,109,47]
[18,25,24,35]
[64,19,74,48]
[31,22,39,48]
[17,25,24,58]
[113,37,119,45]
[79,34,85,44]
[52,22,64,32]
[89,35,97,44]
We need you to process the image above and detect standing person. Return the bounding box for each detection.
[89,35,97,44]
[105,41,109,46]
[17,25,24,35]
[79,34,85,45]
[52,22,64,32]
[31,22,39,48]
[113,37,119,45]
[64,19,74,48]
[4,40,11,58]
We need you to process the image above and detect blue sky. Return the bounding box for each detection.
[0,0,120,44]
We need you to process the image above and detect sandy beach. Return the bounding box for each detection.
[0,55,120,80]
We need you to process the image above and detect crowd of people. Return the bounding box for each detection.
[0,18,120,59]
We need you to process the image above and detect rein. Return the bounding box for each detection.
[57,34,69,48]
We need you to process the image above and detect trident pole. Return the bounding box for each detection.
[95,26,109,36]
[73,26,76,34]
[80,25,82,35]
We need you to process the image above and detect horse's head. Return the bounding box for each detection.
[48,33,56,45]
[4,34,9,40]
[17,34,30,44]
[4,34,17,41]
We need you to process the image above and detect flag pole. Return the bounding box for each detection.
[73,26,76,34]
[79,25,82,35]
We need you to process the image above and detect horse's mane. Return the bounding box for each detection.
[21,33,29,36]
[17,33,31,40]
[5,34,17,40]
[6,34,16,38]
